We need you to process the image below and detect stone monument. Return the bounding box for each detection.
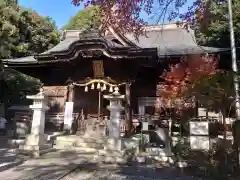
[189,120,210,150]
[103,87,125,151]
[19,88,51,157]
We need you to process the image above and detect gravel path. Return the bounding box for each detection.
[61,163,204,180]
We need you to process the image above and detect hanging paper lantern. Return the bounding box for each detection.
[84,85,88,92]
[97,82,101,89]
[102,83,106,91]
[91,83,94,89]
[109,86,113,92]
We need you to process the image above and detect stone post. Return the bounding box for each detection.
[103,88,125,150]
[20,88,50,157]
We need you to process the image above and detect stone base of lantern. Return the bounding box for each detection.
[93,138,130,164]
[25,134,46,146]
[104,138,123,151]
[19,134,53,157]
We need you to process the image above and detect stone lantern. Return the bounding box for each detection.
[103,87,125,150]
[19,88,50,157]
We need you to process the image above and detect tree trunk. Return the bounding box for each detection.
[232,120,240,172]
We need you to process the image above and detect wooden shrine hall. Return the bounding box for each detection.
[2,23,227,134]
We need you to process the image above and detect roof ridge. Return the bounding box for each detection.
[143,22,189,31]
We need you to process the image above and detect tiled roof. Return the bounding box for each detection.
[2,24,229,65]
[124,27,228,56]
[2,56,37,64]
[37,29,125,57]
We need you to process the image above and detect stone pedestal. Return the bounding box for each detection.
[19,88,51,157]
[105,138,123,151]
[21,134,50,157]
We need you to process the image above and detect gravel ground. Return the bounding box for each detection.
[61,163,205,180]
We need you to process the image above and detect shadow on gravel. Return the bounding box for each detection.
[7,150,91,180]
[0,148,28,172]
[0,135,28,172]
[1,149,213,180]
[71,161,202,180]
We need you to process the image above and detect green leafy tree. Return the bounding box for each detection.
[195,0,240,48]
[0,68,42,105]
[0,0,59,108]
[0,0,60,58]
[187,71,235,116]
[63,6,100,30]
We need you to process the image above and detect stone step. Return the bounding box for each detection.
[46,132,65,141]
[93,154,128,164]
[18,147,55,157]
[53,145,98,153]
[56,135,106,144]
[0,148,19,154]
[145,147,173,157]
[94,148,135,164]
[98,149,129,157]
[18,144,54,157]
[7,139,25,148]
[148,155,171,163]
[55,140,103,148]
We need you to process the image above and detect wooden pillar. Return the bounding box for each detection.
[125,82,132,135]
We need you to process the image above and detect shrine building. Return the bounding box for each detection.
[2,23,227,134]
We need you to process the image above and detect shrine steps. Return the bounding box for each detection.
[53,135,105,153]
[7,132,64,148]
[18,144,55,157]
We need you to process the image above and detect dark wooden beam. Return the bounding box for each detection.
[125,82,132,135]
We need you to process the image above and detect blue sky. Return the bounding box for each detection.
[18,0,192,29]
[19,0,83,28]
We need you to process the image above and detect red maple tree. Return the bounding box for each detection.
[71,0,208,35]
[157,55,219,109]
